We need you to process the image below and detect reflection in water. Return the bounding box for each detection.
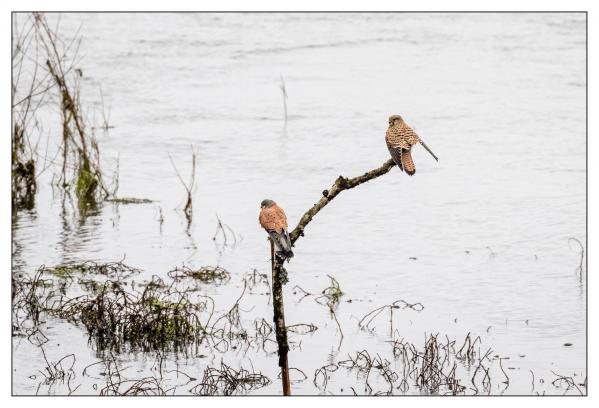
[57,191,104,264]
[11,208,37,274]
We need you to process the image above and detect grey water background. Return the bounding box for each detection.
[12,13,586,395]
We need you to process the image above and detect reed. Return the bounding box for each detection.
[168,145,198,228]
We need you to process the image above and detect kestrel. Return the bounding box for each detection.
[259,199,294,260]
[386,115,438,176]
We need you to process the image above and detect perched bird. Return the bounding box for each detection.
[259,199,294,260]
[385,115,438,176]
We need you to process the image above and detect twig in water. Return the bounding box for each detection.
[316,275,344,307]
[456,332,481,363]
[278,367,307,383]
[551,371,584,395]
[286,323,318,334]
[279,75,288,123]
[95,85,114,130]
[291,285,312,301]
[358,299,424,332]
[212,213,237,247]
[168,145,198,227]
[568,237,584,275]
[498,357,510,385]
[190,361,270,396]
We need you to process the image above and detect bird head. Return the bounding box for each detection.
[260,199,276,209]
[388,115,403,126]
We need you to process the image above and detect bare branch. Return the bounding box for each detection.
[290,159,396,244]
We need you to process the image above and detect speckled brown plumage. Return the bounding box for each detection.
[385,114,438,176]
[259,203,288,233]
[400,149,415,174]
[259,199,293,260]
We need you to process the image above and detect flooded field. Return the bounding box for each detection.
[11,12,586,395]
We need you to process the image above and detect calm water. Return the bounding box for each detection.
[12,13,586,395]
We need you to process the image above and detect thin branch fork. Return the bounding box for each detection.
[289,158,396,244]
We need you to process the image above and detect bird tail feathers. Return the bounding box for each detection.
[268,230,294,260]
[401,150,416,176]
[419,139,439,162]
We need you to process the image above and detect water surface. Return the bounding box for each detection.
[12,12,586,395]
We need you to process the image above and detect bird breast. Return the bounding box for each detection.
[259,205,288,233]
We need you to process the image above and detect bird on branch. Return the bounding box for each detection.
[259,199,294,261]
[385,114,438,176]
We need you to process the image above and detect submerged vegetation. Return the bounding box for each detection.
[168,265,231,284]
[11,13,151,215]
[313,334,485,395]
[319,275,344,306]
[13,262,240,352]
[11,123,37,210]
[191,362,271,396]
[12,205,586,396]
[36,13,110,208]
[105,197,154,205]
[73,278,208,351]
[11,12,105,212]
[46,260,142,280]
[11,15,44,210]
[12,260,586,395]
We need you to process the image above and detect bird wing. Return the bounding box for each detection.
[261,205,293,259]
[272,205,288,230]
[386,127,410,171]
[386,126,415,149]
[386,140,405,172]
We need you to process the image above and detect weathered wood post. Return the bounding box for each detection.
[270,240,291,396]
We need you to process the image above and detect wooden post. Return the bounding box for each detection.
[270,240,291,396]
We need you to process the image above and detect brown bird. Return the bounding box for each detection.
[385,115,438,176]
[259,199,294,260]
